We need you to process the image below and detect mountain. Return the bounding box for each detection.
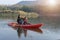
[8,1,37,9]
[16,1,37,6]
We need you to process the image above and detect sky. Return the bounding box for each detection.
[0,0,59,5]
[0,0,36,5]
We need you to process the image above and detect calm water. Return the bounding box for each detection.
[0,19,60,40]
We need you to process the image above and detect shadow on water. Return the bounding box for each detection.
[9,26,43,38]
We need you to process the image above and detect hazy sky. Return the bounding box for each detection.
[0,0,36,5]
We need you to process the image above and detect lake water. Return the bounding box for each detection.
[0,19,60,40]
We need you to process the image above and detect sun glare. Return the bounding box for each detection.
[47,0,57,6]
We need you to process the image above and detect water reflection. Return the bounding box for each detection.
[10,26,43,38]
[17,27,23,38]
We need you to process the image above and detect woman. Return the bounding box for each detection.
[23,16,30,25]
[17,14,24,24]
[23,16,28,24]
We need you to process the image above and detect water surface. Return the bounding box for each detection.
[0,19,60,40]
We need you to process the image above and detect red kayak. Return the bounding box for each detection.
[8,22,43,28]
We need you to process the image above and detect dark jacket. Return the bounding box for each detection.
[17,15,24,24]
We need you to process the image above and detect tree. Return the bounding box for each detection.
[20,6,33,12]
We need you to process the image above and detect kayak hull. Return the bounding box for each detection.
[8,22,43,28]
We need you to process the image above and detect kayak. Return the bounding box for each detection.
[8,22,43,28]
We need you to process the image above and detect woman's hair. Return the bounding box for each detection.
[18,14,20,18]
